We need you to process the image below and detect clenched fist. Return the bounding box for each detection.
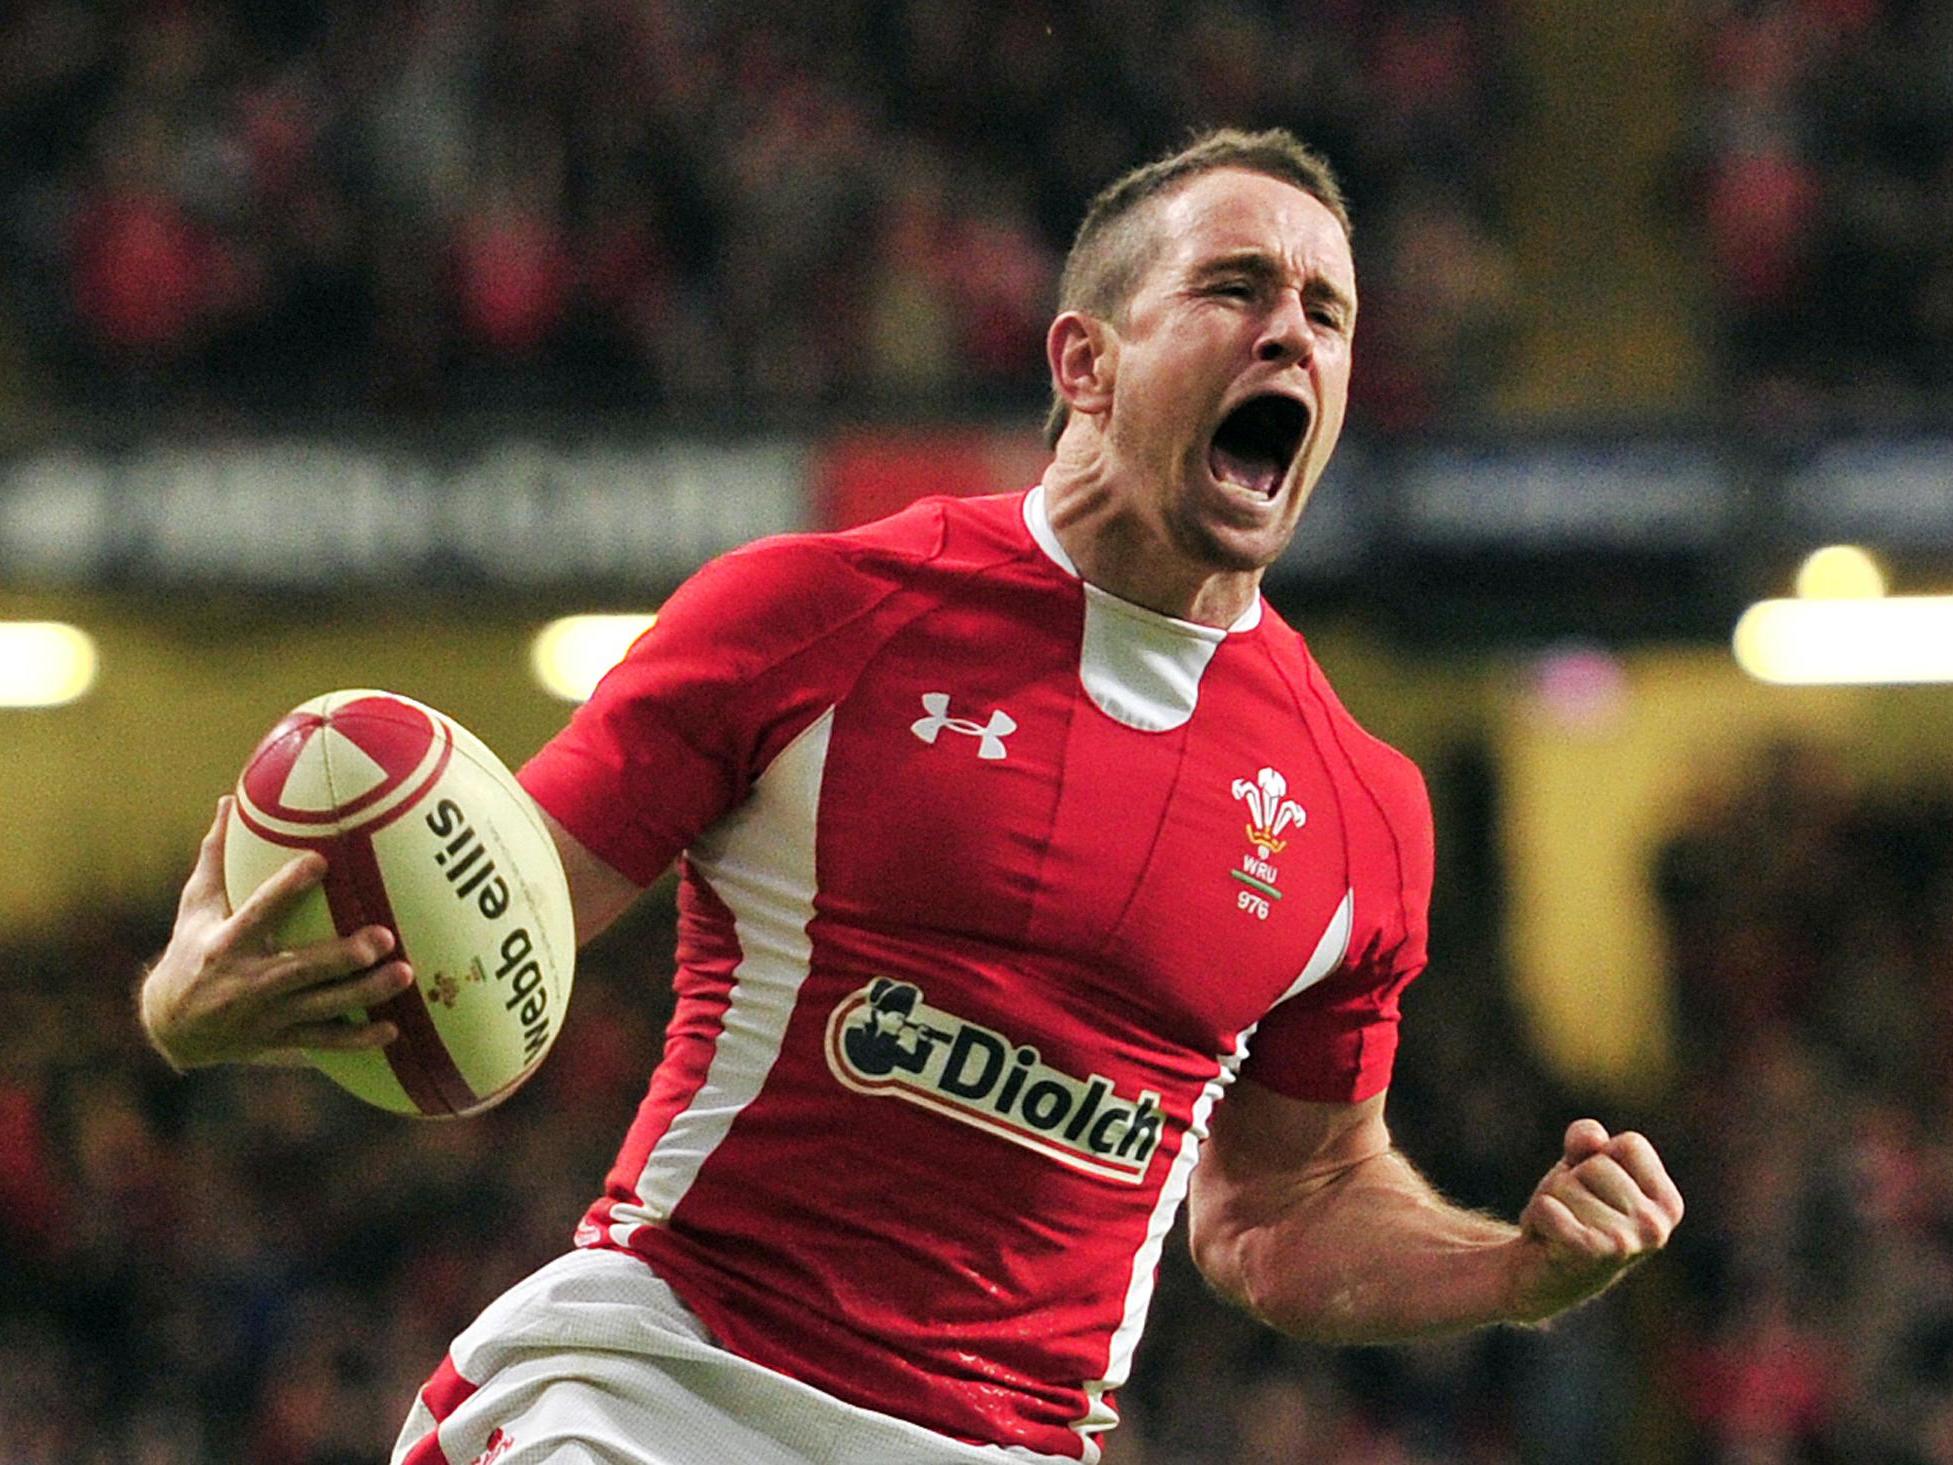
[1508,1119,1685,1323]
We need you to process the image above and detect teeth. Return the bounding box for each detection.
[1209,393,1304,502]
[1210,441,1279,498]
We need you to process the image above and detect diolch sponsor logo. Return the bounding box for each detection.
[824,978,1164,1184]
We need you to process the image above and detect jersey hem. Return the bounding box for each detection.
[575,1232,1091,1462]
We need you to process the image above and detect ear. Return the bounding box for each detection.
[1047,310,1116,422]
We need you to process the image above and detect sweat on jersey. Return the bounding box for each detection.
[518,486,1434,1463]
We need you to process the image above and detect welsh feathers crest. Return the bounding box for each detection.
[1232,766,1306,857]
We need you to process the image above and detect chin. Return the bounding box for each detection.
[1172,516,1291,576]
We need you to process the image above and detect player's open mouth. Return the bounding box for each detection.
[1208,394,1310,499]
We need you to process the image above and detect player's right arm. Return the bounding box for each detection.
[139,801,644,1071]
[538,807,643,943]
[138,798,416,1070]
[145,532,894,1071]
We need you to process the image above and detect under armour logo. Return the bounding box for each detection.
[910,692,1015,760]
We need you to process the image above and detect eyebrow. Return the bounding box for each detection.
[1192,251,1357,321]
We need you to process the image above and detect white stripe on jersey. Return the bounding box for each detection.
[1070,888,1355,1458]
[1271,889,1355,1009]
[1070,1039,1242,1462]
[610,709,836,1241]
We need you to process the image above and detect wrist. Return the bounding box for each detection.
[134,962,192,1074]
[1499,1228,1628,1327]
[1496,1234,1563,1326]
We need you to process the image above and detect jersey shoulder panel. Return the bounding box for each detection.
[658,518,944,682]
[686,491,1038,677]
[519,493,1042,887]
[1254,607,1434,927]
[519,504,974,886]
[835,489,1041,568]
[1239,610,1435,1103]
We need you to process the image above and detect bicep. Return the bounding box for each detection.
[1188,1079,1391,1288]
[540,808,646,945]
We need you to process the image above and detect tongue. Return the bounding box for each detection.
[1210,441,1279,497]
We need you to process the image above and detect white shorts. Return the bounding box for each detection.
[388,1249,1071,1465]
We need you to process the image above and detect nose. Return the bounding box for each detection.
[1255,290,1313,366]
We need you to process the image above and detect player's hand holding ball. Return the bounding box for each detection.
[140,690,575,1118]
[141,797,412,1068]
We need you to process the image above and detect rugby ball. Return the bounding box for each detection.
[224,689,575,1118]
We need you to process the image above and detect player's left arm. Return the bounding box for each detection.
[1186,1079,1684,1344]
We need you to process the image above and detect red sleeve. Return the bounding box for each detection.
[1240,749,1434,1104]
[518,534,900,886]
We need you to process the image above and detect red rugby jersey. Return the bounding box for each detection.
[519,487,1434,1462]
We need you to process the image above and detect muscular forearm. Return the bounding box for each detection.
[1193,1094,1684,1345]
[1193,1147,1536,1345]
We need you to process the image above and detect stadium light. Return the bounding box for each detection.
[1733,597,1953,685]
[530,614,659,702]
[1794,544,1886,600]
[0,622,98,707]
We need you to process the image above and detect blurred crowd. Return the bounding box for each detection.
[1654,742,1953,1464]
[13,2,1953,434]
[0,0,1515,431]
[5,739,1949,1462]
[1681,0,1953,421]
[0,900,672,1465]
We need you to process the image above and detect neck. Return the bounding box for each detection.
[1041,441,1262,630]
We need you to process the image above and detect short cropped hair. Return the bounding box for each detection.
[1043,128,1352,447]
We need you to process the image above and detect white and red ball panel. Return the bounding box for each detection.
[224,689,575,1118]
[235,692,452,841]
